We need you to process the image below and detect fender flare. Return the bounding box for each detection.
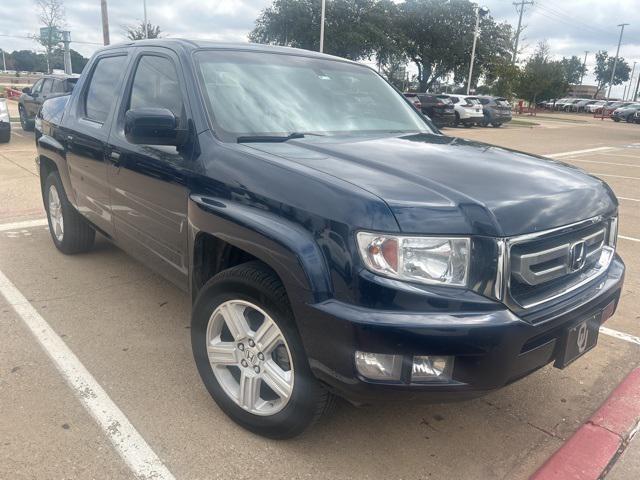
[188,194,333,305]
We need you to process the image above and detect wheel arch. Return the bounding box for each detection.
[188,194,333,308]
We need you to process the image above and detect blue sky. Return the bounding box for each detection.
[1,0,639,95]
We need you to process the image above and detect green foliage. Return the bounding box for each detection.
[593,50,631,98]
[125,22,162,41]
[515,42,568,103]
[560,55,586,85]
[249,0,391,60]
[4,49,88,73]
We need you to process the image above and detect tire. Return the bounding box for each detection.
[44,171,95,254]
[19,105,34,132]
[454,112,461,127]
[0,128,9,143]
[613,117,620,122]
[492,122,503,128]
[463,121,472,128]
[191,261,334,439]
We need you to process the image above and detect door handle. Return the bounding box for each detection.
[109,151,121,163]
[66,135,74,142]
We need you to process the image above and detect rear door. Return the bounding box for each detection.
[105,48,195,289]
[62,51,131,236]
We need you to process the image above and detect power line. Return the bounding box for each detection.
[535,1,612,37]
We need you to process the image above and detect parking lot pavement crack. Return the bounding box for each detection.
[482,399,565,440]
[0,153,38,177]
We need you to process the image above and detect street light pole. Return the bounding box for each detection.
[100,0,110,46]
[626,61,636,101]
[319,0,326,53]
[143,0,149,39]
[1,49,6,72]
[467,6,488,95]
[580,51,588,85]
[606,23,628,100]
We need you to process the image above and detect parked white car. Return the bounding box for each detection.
[444,94,485,127]
[0,98,11,143]
[585,101,607,113]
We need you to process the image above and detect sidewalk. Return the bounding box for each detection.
[607,425,640,479]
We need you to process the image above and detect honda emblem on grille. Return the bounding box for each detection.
[569,241,587,271]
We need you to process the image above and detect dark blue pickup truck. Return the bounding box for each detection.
[35,39,624,439]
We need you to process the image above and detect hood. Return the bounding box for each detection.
[245,133,617,236]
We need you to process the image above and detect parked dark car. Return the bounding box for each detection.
[0,98,10,143]
[35,39,624,439]
[18,74,78,131]
[634,110,640,124]
[611,104,640,122]
[403,93,422,111]
[477,96,512,127]
[417,93,456,127]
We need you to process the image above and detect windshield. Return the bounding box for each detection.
[194,50,431,141]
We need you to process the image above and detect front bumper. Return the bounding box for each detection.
[297,255,624,404]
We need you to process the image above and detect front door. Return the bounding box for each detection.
[63,52,130,236]
[106,49,195,290]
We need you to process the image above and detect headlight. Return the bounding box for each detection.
[356,232,470,286]
[608,216,618,249]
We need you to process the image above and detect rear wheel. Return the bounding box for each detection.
[0,128,9,143]
[192,262,334,439]
[19,105,34,132]
[44,171,95,254]
[492,122,503,128]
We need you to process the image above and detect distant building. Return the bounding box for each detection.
[568,84,602,99]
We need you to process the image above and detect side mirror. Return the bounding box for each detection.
[22,87,31,94]
[124,108,186,146]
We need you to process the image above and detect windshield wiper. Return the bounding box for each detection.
[236,132,323,143]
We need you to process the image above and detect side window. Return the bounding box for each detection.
[128,55,184,122]
[41,79,53,95]
[85,55,128,123]
[31,79,44,95]
[51,80,64,93]
[450,97,459,104]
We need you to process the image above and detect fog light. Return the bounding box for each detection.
[412,356,454,382]
[355,351,402,381]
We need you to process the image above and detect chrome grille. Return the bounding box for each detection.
[502,217,616,311]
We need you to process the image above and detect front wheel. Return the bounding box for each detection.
[44,171,95,254]
[191,262,334,439]
[492,122,503,128]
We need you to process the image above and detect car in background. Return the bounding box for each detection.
[18,74,79,131]
[444,94,484,127]
[477,96,512,127]
[553,98,572,110]
[585,101,607,113]
[403,93,422,111]
[0,98,10,143]
[571,99,598,112]
[611,103,640,122]
[561,98,587,111]
[633,110,640,124]
[416,93,456,127]
[602,101,633,117]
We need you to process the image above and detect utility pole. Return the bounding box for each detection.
[143,0,148,39]
[1,49,6,72]
[580,51,588,85]
[319,0,326,53]
[606,23,628,100]
[100,0,110,45]
[512,0,534,64]
[61,31,72,74]
[467,6,489,94]
[625,61,636,100]
[633,72,640,101]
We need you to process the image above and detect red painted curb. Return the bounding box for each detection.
[531,367,640,480]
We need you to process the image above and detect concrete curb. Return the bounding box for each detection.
[530,367,640,480]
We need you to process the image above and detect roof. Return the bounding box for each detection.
[96,38,356,64]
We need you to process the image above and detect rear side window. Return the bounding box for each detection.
[478,98,490,105]
[41,78,53,95]
[129,55,183,122]
[51,80,64,93]
[85,55,127,123]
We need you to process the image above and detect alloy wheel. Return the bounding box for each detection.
[206,299,294,416]
[48,184,64,242]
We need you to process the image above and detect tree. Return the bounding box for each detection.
[483,57,520,98]
[593,50,631,98]
[34,0,66,74]
[249,0,392,60]
[516,42,568,104]
[560,55,587,85]
[398,0,513,92]
[125,21,162,40]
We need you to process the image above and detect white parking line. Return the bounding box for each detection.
[547,147,616,158]
[0,269,176,480]
[619,235,640,243]
[591,173,640,181]
[0,218,48,232]
[600,326,640,346]
[571,159,640,168]
[618,197,640,203]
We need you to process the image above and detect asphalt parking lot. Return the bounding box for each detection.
[1,112,639,479]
